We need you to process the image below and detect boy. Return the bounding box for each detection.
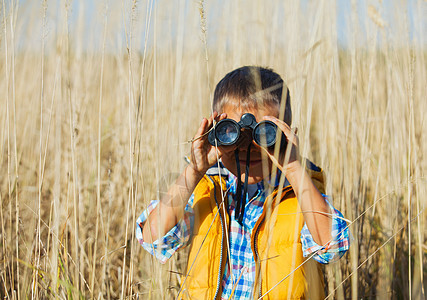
[137,66,349,299]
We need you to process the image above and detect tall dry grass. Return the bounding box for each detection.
[0,0,426,299]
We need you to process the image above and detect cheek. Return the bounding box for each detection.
[220,153,237,174]
[254,160,272,176]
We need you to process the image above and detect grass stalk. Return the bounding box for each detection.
[33,1,47,297]
[9,0,20,297]
[90,1,108,295]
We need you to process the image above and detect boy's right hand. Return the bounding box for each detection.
[189,111,233,177]
[143,113,230,242]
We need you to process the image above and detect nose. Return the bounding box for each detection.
[236,129,253,149]
[236,138,262,154]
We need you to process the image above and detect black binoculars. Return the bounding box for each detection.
[208,113,286,149]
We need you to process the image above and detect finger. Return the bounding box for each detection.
[201,118,209,136]
[206,111,219,130]
[196,111,219,136]
[212,112,225,128]
[205,112,227,140]
[217,112,227,122]
[263,116,298,144]
[209,145,224,160]
[209,111,219,122]
[263,116,291,132]
[196,119,206,137]
[259,146,285,173]
[210,112,228,130]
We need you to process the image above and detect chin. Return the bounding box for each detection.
[246,177,264,185]
[237,172,265,184]
[222,159,270,184]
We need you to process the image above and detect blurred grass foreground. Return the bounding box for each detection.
[0,0,426,299]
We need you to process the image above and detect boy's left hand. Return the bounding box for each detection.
[262,116,300,171]
[263,117,333,247]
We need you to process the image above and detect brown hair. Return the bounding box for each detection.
[213,66,292,125]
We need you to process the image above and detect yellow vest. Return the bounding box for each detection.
[179,167,325,300]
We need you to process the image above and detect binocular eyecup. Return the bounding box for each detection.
[208,113,287,149]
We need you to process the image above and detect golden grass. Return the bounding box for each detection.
[0,0,426,298]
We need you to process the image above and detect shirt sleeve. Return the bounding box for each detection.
[300,196,350,264]
[135,195,195,264]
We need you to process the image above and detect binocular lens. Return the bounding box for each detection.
[208,113,283,148]
[254,123,277,146]
[216,122,239,145]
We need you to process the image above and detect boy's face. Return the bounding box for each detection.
[219,103,280,184]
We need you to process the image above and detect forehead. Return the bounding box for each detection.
[221,103,279,122]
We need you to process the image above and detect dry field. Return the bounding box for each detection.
[0,0,426,299]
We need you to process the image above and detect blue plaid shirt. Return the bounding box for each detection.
[136,169,350,299]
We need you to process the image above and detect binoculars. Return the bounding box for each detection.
[208,113,286,149]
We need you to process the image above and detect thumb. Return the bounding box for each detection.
[260,147,285,173]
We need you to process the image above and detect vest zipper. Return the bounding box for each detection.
[208,175,226,300]
[254,218,264,299]
[213,204,224,300]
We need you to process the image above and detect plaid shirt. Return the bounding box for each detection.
[136,169,350,299]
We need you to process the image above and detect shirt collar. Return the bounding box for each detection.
[226,169,290,196]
